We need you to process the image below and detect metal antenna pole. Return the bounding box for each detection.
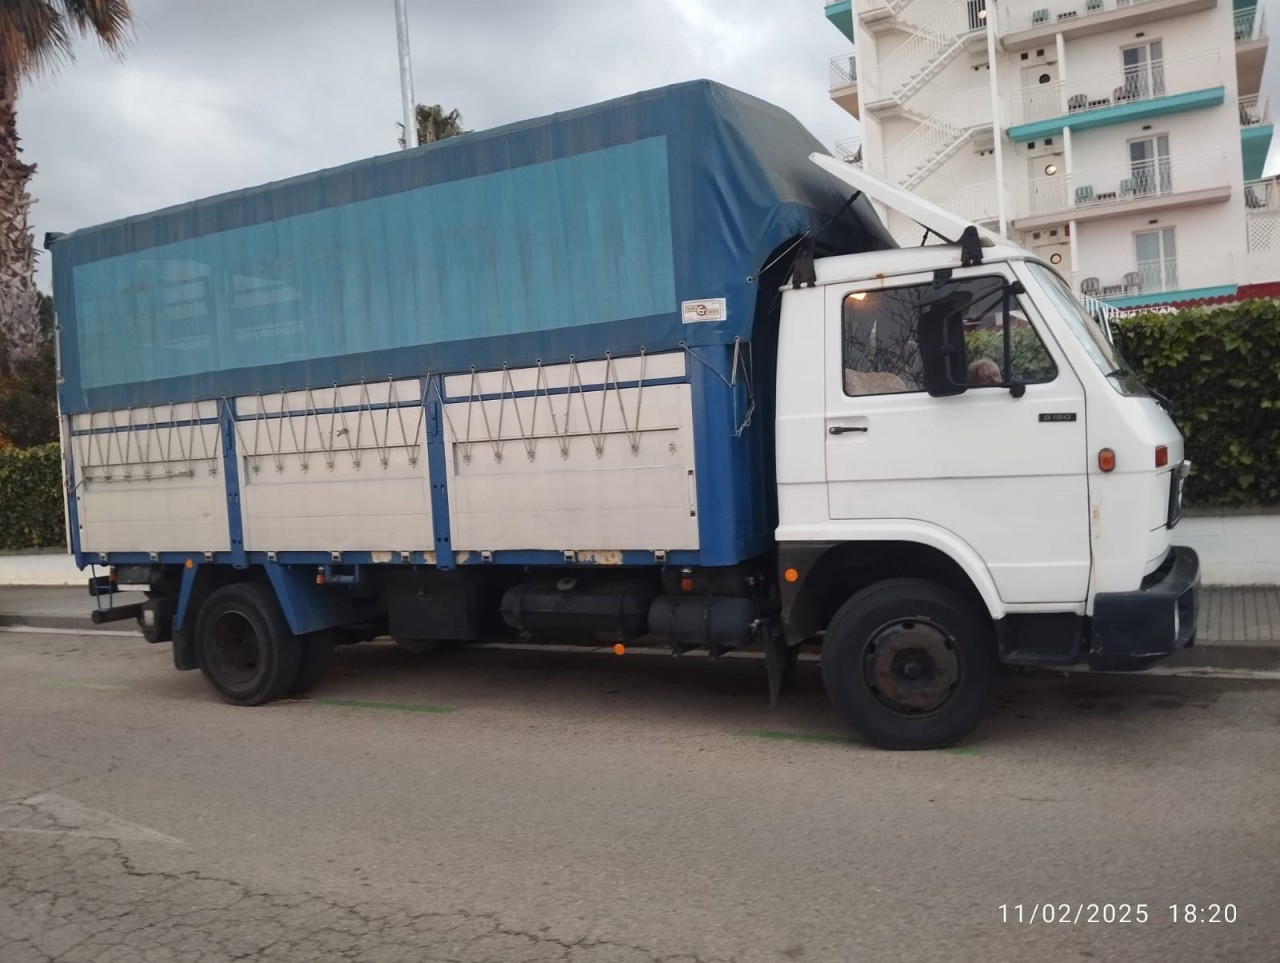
[394,0,418,148]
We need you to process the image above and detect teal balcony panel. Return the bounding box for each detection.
[1007,86,1226,143]
[825,0,855,42]
[1242,124,1273,180]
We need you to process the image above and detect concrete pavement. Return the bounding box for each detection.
[2,625,1279,962]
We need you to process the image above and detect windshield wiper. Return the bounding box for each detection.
[1106,368,1172,408]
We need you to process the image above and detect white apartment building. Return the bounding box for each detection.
[825,0,1278,309]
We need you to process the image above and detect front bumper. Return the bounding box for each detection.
[1089,546,1200,671]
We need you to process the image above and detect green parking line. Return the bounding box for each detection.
[941,745,983,756]
[41,681,126,691]
[312,698,456,714]
[741,729,862,746]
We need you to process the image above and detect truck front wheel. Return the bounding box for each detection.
[195,583,302,706]
[821,579,997,750]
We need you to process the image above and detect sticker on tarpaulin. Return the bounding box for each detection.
[681,299,727,324]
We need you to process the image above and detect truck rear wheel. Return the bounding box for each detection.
[821,578,997,750]
[195,583,302,706]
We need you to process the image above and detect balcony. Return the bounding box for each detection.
[834,135,864,165]
[1236,6,1269,97]
[1000,0,1217,52]
[1006,50,1225,141]
[1083,254,1237,306]
[1240,95,1275,180]
[825,0,855,42]
[829,53,860,117]
[1235,4,1266,40]
[1014,148,1232,229]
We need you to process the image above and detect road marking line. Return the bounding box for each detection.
[311,698,456,714]
[41,681,127,691]
[0,625,137,638]
[0,792,183,845]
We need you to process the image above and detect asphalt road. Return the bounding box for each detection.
[1,628,1277,963]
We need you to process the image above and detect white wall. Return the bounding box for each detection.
[1073,202,1243,292]
[1178,514,1280,586]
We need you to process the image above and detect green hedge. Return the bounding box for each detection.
[0,443,66,550]
[1114,299,1280,508]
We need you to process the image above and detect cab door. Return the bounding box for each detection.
[823,264,1090,605]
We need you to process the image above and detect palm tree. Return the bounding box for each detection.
[414,103,463,145]
[0,1,132,370]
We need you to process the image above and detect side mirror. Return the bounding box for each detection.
[919,296,969,397]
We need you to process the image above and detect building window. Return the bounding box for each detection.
[1120,41,1165,100]
[1128,135,1171,195]
[1134,227,1178,293]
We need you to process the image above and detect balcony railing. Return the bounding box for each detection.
[1235,6,1266,41]
[1239,94,1270,127]
[829,53,858,90]
[945,181,1000,223]
[1002,0,1189,35]
[1021,148,1229,218]
[1080,263,1171,298]
[834,135,864,164]
[1245,179,1279,212]
[1082,254,1236,299]
[1013,50,1222,127]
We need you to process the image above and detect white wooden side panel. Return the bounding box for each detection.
[240,456,432,552]
[447,383,699,552]
[236,405,433,553]
[71,420,229,554]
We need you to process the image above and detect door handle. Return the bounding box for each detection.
[829,425,869,435]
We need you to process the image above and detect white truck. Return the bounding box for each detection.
[49,81,1198,749]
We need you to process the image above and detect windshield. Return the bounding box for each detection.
[1025,262,1149,397]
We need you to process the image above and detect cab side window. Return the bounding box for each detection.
[961,291,1057,388]
[842,277,1057,396]
[841,288,925,396]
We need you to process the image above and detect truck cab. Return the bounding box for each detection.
[773,156,1199,747]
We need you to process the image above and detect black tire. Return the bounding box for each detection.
[289,635,335,696]
[194,583,302,706]
[821,578,997,750]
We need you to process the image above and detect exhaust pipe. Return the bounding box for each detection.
[90,602,145,625]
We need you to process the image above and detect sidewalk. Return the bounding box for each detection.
[1,584,1277,671]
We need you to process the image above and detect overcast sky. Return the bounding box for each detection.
[22,0,1280,291]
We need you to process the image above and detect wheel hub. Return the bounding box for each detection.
[864,619,959,715]
[209,612,262,686]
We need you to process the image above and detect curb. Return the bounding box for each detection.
[1,616,1278,674]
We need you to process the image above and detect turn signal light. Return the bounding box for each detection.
[1098,448,1116,472]
[1155,445,1169,468]
[784,567,800,583]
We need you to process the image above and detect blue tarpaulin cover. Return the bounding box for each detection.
[51,79,892,414]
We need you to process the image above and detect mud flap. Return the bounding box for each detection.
[764,625,799,707]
